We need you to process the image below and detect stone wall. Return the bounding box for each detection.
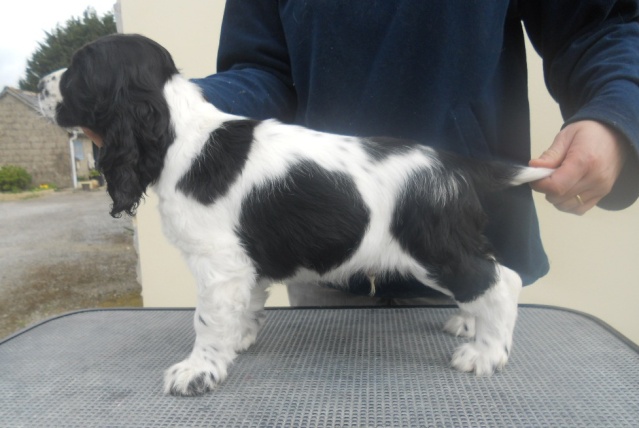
[0,93,73,188]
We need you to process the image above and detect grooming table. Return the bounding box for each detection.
[1,306,637,427]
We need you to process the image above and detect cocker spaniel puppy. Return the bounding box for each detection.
[39,34,552,396]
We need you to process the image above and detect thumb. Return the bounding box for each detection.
[529,128,572,168]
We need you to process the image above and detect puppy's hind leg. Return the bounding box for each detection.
[450,264,522,376]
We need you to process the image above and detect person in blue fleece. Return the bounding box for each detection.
[193,0,639,305]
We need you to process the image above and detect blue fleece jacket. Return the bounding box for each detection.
[193,0,639,293]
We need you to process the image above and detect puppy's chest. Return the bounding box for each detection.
[154,189,235,252]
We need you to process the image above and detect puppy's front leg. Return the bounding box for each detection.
[164,260,256,396]
[235,280,269,353]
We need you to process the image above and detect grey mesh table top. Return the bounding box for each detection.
[1,306,637,427]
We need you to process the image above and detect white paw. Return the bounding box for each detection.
[235,332,257,353]
[450,340,510,376]
[164,357,228,396]
[443,313,476,338]
[235,311,266,352]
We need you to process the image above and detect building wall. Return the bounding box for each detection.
[120,0,639,344]
[0,93,73,188]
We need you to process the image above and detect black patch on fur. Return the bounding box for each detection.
[237,161,370,279]
[391,164,498,302]
[436,149,522,192]
[177,120,258,204]
[362,136,415,161]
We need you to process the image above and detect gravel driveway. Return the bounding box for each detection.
[0,189,141,339]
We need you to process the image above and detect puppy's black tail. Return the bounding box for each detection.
[437,150,554,192]
[470,161,553,192]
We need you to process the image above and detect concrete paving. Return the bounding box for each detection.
[0,189,140,339]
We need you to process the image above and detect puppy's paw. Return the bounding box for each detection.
[235,328,259,353]
[235,311,266,352]
[443,312,476,338]
[450,341,509,376]
[164,358,227,396]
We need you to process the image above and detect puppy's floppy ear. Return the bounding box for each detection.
[71,34,179,218]
[99,87,174,217]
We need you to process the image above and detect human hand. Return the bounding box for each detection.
[529,120,628,215]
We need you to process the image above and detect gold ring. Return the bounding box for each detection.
[575,194,584,206]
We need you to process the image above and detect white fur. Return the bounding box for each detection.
[153,76,523,393]
[37,68,66,120]
[510,166,553,186]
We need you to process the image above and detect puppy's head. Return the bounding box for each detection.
[39,34,179,217]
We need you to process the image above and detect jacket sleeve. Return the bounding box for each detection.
[520,0,639,209]
[191,0,296,121]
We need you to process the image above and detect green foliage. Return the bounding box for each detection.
[0,165,32,193]
[19,8,116,92]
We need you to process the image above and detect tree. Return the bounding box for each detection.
[19,8,116,92]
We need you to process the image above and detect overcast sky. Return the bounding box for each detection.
[1,0,116,90]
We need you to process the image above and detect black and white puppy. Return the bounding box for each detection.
[39,34,552,396]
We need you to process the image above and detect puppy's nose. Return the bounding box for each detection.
[37,80,45,92]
